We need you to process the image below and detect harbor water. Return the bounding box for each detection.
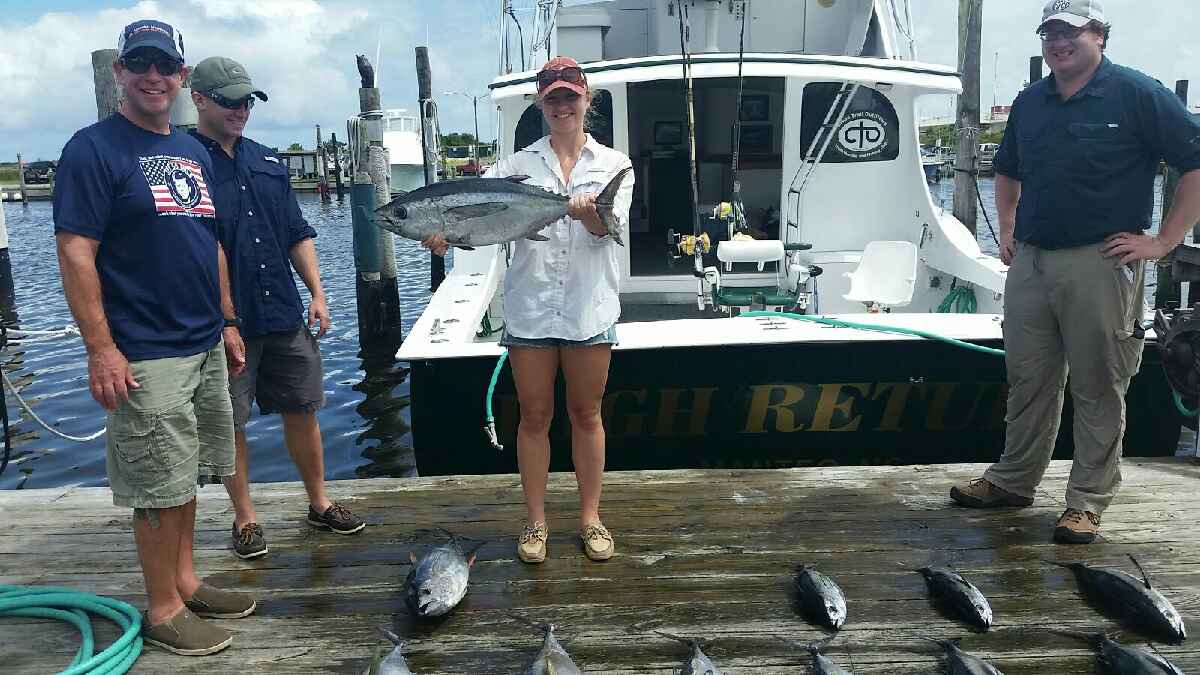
[0,176,1164,489]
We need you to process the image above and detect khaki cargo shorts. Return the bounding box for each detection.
[105,341,235,509]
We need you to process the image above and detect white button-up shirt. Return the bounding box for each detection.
[485,135,634,341]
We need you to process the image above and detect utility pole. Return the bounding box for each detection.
[952,0,983,235]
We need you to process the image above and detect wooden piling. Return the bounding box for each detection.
[330,132,345,201]
[317,124,331,203]
[952,0,982,235]
[417,47,445,292]
[15,154,26,205]
[91,49,120,120]
[1028,56,1043,86]
[350,56,403,361]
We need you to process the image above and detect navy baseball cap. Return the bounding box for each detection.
[118,19,185,62]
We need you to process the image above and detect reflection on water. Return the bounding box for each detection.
[0,195,448,489]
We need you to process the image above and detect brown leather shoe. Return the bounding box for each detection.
[949,477,1034,508]
[1054,508,1101,544]
[518,521,548,564]
[142,607,232,656]
[581,522,615,561]
[184,583,257,619]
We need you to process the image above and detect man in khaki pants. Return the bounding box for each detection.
[950,0,1200,543]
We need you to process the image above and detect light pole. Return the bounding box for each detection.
[444,91,483,163]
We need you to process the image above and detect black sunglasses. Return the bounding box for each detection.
[537,66,585,92]
[121,55,183,77]
[205,91,256,110]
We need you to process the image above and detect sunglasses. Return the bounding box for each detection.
[205,91,256,110]
[537,66,585,92]
[120,55,183,77]
[1038,25,1089,42]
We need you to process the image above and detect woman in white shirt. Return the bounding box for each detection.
[426,56,633,564]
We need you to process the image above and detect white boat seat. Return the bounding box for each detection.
[843,240,918,308]
[716,239,785,266]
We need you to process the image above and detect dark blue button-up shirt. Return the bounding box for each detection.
[191,132,317,338]
[994,57,1200,249]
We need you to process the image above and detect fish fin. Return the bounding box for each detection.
[444,202,508,219]
[594,166,633,244]
[377,626,403,646]
[409,551,418,564]
[504,174,531,183]
[526,233,549,241]
[1128,554,1153,589]
[454,245,476,251]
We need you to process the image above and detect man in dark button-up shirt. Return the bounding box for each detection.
[190,56,364,560]
[951,0,1200,545]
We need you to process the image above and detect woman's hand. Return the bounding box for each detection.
[421,234,450,257]
[568,194,605,236]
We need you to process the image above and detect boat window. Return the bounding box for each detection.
[513,89,614,151]
[800,83,900,163]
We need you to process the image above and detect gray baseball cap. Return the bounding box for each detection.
[191,56,268,101]
[1038,0,1107,31]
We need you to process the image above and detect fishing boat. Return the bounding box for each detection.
[396,0,1183,476]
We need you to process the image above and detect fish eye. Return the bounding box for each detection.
[394,205,408,220]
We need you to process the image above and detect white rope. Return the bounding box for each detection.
[9,325,80,338]
[0,367,106,442]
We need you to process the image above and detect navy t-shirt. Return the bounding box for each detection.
[53,113,223,360]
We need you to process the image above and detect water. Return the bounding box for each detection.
[0,176,1168,489]
[0,194,446,490]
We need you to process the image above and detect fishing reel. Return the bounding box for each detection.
[1155,303,1200,426]
[666,229,711,260]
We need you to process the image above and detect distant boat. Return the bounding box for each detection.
[382,109,433,193]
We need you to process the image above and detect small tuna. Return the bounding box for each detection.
[918,566,994,631]
[512,616,582,675]
[795,564,848,630]
[362,627,414,675]
[1048,555,1186,644]
[925,638,1005,675]
[657,631,725,675]
[404,529,482,618]
[374,167,632,247]
[1055,630,1184,675]
[779,635,852,675]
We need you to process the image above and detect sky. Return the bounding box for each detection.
[1,0,1197,162]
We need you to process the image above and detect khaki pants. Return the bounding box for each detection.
[983,241,1145,515]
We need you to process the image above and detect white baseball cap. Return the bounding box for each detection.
[1037,0,1108,32]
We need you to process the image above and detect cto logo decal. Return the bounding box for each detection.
[1051,0,1072,11]
[835,112,888,159]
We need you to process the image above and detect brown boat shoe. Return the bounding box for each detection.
[1054,508,1102,544]
[142,606,233,656]
[518,521,548,564]
[581,522,615,561]
[949,477,1034,508]
[183,583,257,619]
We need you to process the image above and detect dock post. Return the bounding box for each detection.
[0,200,12,313]
[1155,81,1189,309]
[952,0,982,235]
[330,132,345,202]
[416,47,445,292]
[15,154,26,206]
[350,56,403,361]
[91,49,120,121]
[1028,56,1043,86]
[317,124,331,203]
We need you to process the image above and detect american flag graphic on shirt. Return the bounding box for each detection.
[138,155,216,217]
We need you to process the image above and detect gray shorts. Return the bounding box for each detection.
[231,326,325,429]
[106,340,235,509]
[499,325,618,348]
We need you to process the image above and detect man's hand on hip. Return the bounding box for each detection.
[88,346,139,411]
[1100,231,1172,265]
[308,295,331,338]
[223,327,247,377]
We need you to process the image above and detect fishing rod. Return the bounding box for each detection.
[728,0,749,236]
[675,1,708,310]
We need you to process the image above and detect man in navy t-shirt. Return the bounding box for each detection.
[53,18,254,656]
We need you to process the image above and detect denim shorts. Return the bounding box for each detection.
[499,325,618,348]
[106,341,235,509]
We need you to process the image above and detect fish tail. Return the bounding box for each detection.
[654,630,698,648]
[595,166,632,246]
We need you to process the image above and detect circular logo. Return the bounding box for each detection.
[166,166,201,209]
[835,112,888,159]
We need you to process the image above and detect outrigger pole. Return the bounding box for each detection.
[729,0,749,235]
[675,1,706,309]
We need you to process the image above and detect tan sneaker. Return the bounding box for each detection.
[949,477,1034,508]
[142,606,233,656]
[581,522,615,561]
[184,583,257,619]
[518,521,548,563]
[1054,508,1101,544]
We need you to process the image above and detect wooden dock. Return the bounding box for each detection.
[3,458,1200,673]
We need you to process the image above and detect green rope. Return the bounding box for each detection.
[0,585,143,674]
[1173,389,1199,417]
[937,285,977,314]
[741,310,1005,357]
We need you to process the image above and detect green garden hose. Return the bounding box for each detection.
[0,585,142,674]
[741,310,1005,357]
